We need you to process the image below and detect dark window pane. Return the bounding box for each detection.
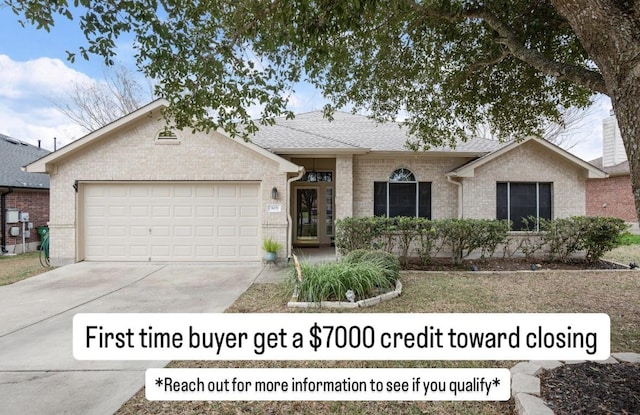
[418,182,432,219]
[539,183,552,220]
[496,183,508,221]
[389,183,416,217]
[510,183,537,230]
[374,182,387,216]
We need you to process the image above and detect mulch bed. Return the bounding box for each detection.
[401,257,628,272]
[540,361,640,414]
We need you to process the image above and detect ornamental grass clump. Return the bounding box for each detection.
[350,250,400,286]
[290,250,400,303]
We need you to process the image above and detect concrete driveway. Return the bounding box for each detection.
[0,262,265,415]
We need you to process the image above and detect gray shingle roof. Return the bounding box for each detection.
[249,111,503,153]
[588,157,630,176]
[0,134,50,189]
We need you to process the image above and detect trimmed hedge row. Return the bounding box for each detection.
[335,216,628,264]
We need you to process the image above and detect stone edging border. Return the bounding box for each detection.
[287,280,403,308]
[510,352,640,414]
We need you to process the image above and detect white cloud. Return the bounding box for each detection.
[566,95,612,162]
[0,55,93,150]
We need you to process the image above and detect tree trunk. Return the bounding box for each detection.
[551,0,640,222]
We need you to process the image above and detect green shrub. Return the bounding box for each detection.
[334,217,387,255]
[334,215,626,264]
[475,219,511,258]
[394,216,420,265]
[540,216,628,262]
[576,216,628,262]
[434,219,510,264]
[540,217,582,261]
[504,218,547,260]
[415,218,437,264]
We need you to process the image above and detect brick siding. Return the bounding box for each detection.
[352,155,468,218]
[586,175,637,222]
[2,189,49,247]
[462,141,586,219]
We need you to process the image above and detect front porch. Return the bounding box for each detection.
[292,246,337,264]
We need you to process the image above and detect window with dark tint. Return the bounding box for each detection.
[497,182,552,231]
[373,169,431,218]
[374,182,387,217]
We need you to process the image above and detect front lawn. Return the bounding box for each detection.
[117,269,640,415]
[0,252,50,286]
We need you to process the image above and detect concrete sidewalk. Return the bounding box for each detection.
[0,262,262,415]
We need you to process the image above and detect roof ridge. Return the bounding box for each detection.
[274,121,364,149]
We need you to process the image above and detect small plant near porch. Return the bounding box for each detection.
[262,238,282,262]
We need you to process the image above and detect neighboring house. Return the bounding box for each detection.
[587,115,638,232]
[1,134,50,254]
[26,99,606,266]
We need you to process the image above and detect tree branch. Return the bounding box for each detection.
[468,48,510,73]
[416,3,608,94]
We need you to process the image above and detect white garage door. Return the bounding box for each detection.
[83,182,261,261]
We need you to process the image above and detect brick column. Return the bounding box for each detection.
[335,155,353,219]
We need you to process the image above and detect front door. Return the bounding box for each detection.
[295,187,319,245]
[291,172,335,246]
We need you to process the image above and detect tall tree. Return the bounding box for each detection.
[5,0,640,220]
[52,64,153,132]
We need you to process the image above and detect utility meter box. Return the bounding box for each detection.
[19,212,29,222]
[6,209,19,223]
[10,226,19,237]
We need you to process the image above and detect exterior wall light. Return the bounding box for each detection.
[271,187,278,200]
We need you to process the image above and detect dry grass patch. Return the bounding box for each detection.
[604,244,640,266]
[0,252,50,286]
[117,270,640,415]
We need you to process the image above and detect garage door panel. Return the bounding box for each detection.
[151,206,171,217]
[240,226,259,237]
[130,226,149,237]
[239,246,259,257]
[196,226,214,237]
[218,186,238,198]
[174,206,193,217]
[240,206,259,217]
[130,206,149,217]
[218,206,237,217]
[218,226,236,237]
[241,185,260,198]
[83,182,260,261]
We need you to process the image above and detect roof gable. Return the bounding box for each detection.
[25,99,300,174]
[447,136,607,179]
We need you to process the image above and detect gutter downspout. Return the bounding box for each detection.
[286,166,305,260]
[447,176,463,219]
[1,187,13,253]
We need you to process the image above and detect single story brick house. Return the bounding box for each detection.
[1,134,50,254]
[26,99,606,266]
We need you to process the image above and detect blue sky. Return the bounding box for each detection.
[0,7,610,160]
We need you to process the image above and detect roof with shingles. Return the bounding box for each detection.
[0,134,50,189]
[588,157,630,177]
[249,111,504,153]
